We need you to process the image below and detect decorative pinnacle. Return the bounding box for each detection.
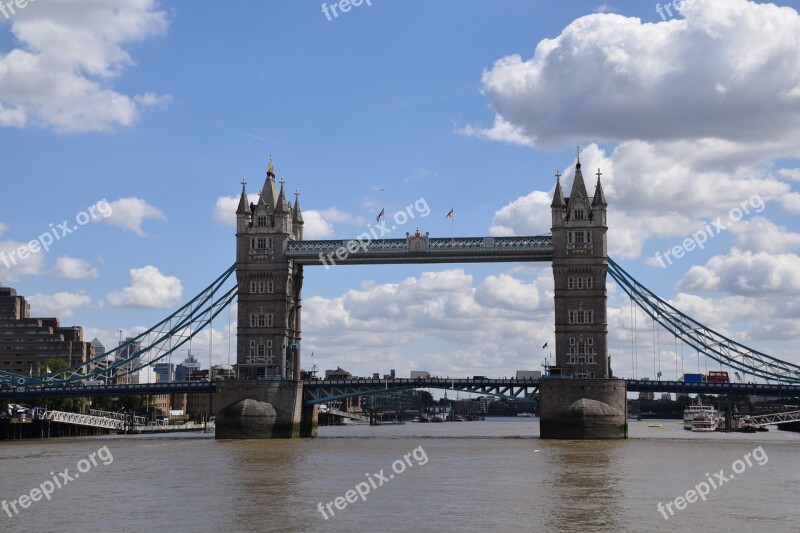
[555,170,561,179]
[268,154,274,175]
[280,176,285,187]
[596,168,602,180]
[576,144,581,164]
[241,177,247,187]
[294,188,299,200]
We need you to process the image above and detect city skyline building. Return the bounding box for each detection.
[0,283,93,377]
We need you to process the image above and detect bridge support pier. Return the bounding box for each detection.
[539,378,627,439]
[214,381,318,439]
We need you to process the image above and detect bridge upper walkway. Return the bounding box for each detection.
[285,235,554,265]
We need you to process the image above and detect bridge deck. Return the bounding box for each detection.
[285,236,554,265]
[304,377,541,404]
[625,379,800,395]
[5,378,800,399]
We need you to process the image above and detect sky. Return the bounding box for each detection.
[1,0,799,382]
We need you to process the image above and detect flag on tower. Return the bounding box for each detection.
[376,208,384,222]
[445,208,454,219]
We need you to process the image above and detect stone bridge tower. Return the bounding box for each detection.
[235,157,304,380]
[550,154,609,378]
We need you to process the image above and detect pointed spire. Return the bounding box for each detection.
[276,177,290,213]
[568,157,589,201]
[293,188,304,224]
[592,168,607,207]
[237,177,249,214]
[551,170,565,208]
[259,156,278,208]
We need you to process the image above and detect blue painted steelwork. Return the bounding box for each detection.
[0,381,216,398]
[5,377,799,400]
[608,258,800,384]
[0,265,238,388]
[625,379,800,396]
[285,235,554,265]
[302,377,540,405]
[3,252,800,393]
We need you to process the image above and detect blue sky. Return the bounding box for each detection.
[1,0,799,380]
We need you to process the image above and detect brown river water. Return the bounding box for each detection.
[0,418,798,532]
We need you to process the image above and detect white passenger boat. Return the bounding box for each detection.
[690,413,717,432]
[683,399,717,430]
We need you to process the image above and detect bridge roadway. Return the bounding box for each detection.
[3,378,800,399]
[303,377,541,404]
[285,235,554,265]
[624,379,800,396]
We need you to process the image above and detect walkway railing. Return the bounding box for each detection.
[42,410,125,431]
[743,410,800,426]
[286,235,554,265]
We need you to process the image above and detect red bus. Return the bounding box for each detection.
[706,371,729,383]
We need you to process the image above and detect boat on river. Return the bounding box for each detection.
[684,400,717,430]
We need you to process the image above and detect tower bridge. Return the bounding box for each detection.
[234,155,610,384]
[3,155,800,439]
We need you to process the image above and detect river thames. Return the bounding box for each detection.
[0,419,797,533]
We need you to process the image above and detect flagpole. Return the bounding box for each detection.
[446,207,454,242]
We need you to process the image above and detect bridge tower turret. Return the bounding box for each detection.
[235,157,303,380]
[550,151,609,378]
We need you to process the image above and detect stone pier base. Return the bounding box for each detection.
[213,380,318,439]
[539,378,627,439]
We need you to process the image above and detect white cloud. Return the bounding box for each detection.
[303,268,555,377]
[0,239,44,279]
[107,265,182,308]
[211,193,253,227]
[489,142,788,259]
[778,168,800,182]
[52,256,99,279]
[779,191,800,214]
[27,291,92,318]
[489,191,552,237]
[728,217,800,253]
[679,250,800,295]
[464,0,800,150]
[101,197,166,236]
[302,211,335,239]
[210,192,363,238]
[0,0,170,133]
[475,273,543,312]
[318,207,366,226]
[0,222,7,236]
